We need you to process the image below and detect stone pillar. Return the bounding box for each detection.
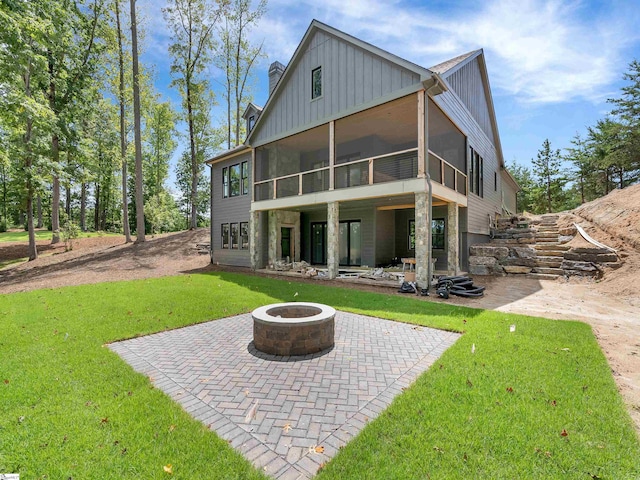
[447,202,459,275]
[414,192,430,288]
[326,202,339,279]
[249,210,260,269]
[268,210,278,267]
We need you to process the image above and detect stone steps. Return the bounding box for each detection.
[535,244,570,251]
[533,267,564,275]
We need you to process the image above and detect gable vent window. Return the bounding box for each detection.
[311,66,322,99]
[248,115,255,131]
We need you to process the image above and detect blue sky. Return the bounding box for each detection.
[137,0,640,188]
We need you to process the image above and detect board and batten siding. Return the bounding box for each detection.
[211,152,252,267]
[445,57,496,143]
[252,29,421,145]
[433,89,501,236]
[501,171,518,214]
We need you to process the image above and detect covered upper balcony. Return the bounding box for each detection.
[252,93,467,209]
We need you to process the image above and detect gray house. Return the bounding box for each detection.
[206,20,519,287]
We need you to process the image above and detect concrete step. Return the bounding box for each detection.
[526,273,561,280]
[535,244,570,251]
[533,267,564,275]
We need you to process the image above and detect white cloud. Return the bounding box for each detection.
[259,0,640,105]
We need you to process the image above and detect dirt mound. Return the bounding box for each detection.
[572,184,640,252]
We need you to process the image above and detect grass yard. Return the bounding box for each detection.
[1,272,638,479]
[0,229,120,243]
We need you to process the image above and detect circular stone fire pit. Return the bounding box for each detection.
[252,302,336,356]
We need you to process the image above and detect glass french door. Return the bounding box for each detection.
[311,223,326,265]
[312,221,361,266]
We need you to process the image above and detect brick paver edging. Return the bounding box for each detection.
[109,311,460,479]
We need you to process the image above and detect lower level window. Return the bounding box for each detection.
[408,218,445,250]
[221,224,229,249]
[240,222,248,249]
[230,223,239,249]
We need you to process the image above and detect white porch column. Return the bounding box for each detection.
[249,210,260,269]
[447,202,459,275]
[415,192,430,288]
[327,201,339,279]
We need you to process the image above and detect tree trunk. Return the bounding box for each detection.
[619,168,624,189]
[24,64,37,260]
[80,182,86,231]
[36,195,43,228]
[116,0,132,243]
[94,183,100,230]
[49,57,61,244]
[186,80,198,230]
[130,0,145,242]
[65,184,71,217]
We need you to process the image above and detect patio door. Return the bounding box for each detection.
[339,220,361,266]
[281,227,293,260]
[311,223,326,265]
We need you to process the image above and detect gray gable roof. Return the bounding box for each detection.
[429,50,480,75]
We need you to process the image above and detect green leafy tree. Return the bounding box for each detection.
[217,0,266,148]
[608,59,640,185]
[164,0,221,230]
[42,0,105,244]
[531,139,567,213]
[175,150,209,228]
[0,2,56,259]
[130,0,145,242]
[506,160,535,213]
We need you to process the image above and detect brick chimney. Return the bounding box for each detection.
[268,61,286,96]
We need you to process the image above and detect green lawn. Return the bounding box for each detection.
[0,229,121,243]
[0,272,638,479]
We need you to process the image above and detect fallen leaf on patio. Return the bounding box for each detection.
[309,445,324,454]
[412,326,422,331]
[245,400,259,423]
[244,389,250,396]
[163,464,173,474]
[282,423,292,433]
[560,429,568,437]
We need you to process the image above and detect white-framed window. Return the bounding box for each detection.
[311,66,322,99]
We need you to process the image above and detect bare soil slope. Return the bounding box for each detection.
[0,229,211,294]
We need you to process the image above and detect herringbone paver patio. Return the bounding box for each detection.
[109,311,460,479]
